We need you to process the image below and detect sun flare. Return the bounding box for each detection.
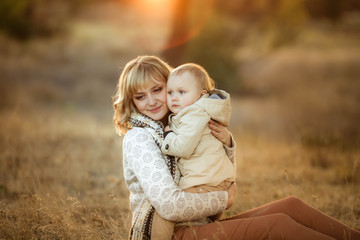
[122,0,215,51]
[134,0,176,12]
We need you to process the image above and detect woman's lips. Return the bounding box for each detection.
[150,106,161,113]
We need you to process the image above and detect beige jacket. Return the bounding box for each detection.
[161,89,236,189]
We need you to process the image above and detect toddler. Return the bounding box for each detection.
[151,63,236,240]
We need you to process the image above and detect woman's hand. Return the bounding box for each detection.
[209,119,231,147]
[226,182,237,210]
[164,125,171,132]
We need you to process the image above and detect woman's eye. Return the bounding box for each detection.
[154,87,162,93]
[135,95,144,100]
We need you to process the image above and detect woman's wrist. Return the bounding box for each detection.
[226,182,237,210]
[224,133,232,147]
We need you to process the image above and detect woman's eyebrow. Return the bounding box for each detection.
[133,91,144,96]
[134,85,160,95]
[151,84,163,90]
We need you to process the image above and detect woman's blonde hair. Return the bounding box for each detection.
[113,56,172,135]
[169,63,215,92]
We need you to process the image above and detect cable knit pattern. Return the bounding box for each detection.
[123,127,228,223]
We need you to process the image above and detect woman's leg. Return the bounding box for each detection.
[226,196,360,240]
[173,213,335,240]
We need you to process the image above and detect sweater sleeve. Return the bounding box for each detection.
[224,134,236,164]
[123,128,228,222]
[161,107,210,158]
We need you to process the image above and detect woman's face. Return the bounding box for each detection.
[133,81,169,124]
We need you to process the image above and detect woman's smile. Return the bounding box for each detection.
[149,106,162,113]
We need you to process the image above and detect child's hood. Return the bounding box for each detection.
[195,89,231,126]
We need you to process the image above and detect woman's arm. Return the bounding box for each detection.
[209,119,236,164]
[209,119,232,147]
[123,128,228,222]
[209,121,237,208]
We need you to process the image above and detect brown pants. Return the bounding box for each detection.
[173,196,360,240]
[151,182,232,240]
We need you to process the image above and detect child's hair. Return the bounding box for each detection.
[169,63,215,92]
[113,56,172,135]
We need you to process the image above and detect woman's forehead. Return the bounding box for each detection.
[134,80,165,93]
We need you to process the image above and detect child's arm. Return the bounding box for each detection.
[161,107,210,158]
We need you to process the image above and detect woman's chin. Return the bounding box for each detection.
[145,110,169,122]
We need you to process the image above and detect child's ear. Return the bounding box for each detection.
[201,90,207,96]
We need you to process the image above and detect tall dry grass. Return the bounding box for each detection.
[228,23,360,230]
[0,108,131,239]
[0,105,359,239]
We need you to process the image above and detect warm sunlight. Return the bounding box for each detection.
[123,0,215,51]
[132,0,176,16]
[162,0,215,50]
[143,0,167,5]
[121,0,176,51]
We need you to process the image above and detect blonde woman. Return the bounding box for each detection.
[113,55,360,240]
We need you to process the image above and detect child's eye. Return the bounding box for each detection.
[179,90,185,94]
[167,91,173,95]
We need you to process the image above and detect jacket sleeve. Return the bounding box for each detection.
[123,128,228,222]
[161,107,210,158]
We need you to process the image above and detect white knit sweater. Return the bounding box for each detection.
[122,127,235,224]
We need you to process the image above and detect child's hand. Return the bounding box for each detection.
[164,125,171,132]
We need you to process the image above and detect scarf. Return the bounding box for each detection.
[128,112,180,240]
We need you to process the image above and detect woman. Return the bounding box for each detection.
[113,56,360,240]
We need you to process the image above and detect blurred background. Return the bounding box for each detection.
[0,0,359,238]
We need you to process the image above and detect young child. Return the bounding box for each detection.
[151,63,236,240]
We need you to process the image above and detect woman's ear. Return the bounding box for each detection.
[201,90,207,96]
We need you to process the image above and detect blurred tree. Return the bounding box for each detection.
[304,0,360,22]
[262,0,307,48]
[162,0,360,92]
[218,0,308,48]
[343,0,360,12]
[0,0,94,40]
[162,0,190,66]
[162,0,238,92]
[0,0,32,39]
[184,12,238,92]
[304,0,344,22]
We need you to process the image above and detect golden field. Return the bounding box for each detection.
[1,2,360,239]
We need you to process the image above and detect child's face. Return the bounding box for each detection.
[166,71,205,115]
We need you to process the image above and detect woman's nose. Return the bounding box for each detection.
[148,95,156,105]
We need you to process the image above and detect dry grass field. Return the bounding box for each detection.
[1,2,360,239]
